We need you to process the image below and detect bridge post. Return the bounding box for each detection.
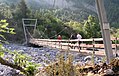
[96,0,114,63]
[68,40,70,50]
[115,37,118,57]
[92,38,95,65]
[61,40,62,50]
[78,40,81,52]
[22,19,37,44]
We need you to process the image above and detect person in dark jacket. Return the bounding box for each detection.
[70,33,77,43]
[70,33,77,49]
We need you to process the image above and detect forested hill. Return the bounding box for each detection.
[0,0,119,43]
[1,0,119,27]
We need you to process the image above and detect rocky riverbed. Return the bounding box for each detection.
[0,44,103,76]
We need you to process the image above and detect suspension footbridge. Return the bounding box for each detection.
[29,38,119,57]
[22,18,119,57]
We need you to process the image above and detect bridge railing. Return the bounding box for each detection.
[29,37,119,51]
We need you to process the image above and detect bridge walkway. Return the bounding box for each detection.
[29,38,119,56]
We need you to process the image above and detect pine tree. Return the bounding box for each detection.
[14,0,30,19]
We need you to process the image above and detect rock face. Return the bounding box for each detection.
[1,44,103,76]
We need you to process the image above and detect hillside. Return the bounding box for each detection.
[0,0,119,42]
[1,0,119,27]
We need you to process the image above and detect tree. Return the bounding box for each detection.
[0,3,13,19]
[110,27,119,38]
[83,15,101,38]
[12,0,31,42]
[13,0,31,26]
[14,0,30,19]
[65,20,83,32]
[32,10,71,39]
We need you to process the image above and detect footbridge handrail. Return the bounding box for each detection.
[29,38,119,49]
[30,37,119,42]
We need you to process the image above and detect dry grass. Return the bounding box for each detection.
[35,54,93,76]
[35,54,119,76]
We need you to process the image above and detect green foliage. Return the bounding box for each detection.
[110,27,119,38]
[83,15,101,38]
[25,62,38,76]
[7,50,41,76]
[31,10,70,39]
[0,44,5,57]
[10,0,31,42]
[0,20,15,42]
[11,51,30,66]
[0,3,13,19]
[0,19,15,58]
[64,20,84,37]
[14,0,30,19]
[11,50,39,76]
[1,48,40,76]
[65,15,101,39]
[0,20,15,32]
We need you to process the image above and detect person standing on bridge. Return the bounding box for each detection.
[70,33,77,49]
[77,33,82,51]
[57,35,62,40]
[70,33,77,42]
[57,35,62,48]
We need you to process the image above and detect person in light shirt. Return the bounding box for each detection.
[77,33,82,50]
[77,33,82,40]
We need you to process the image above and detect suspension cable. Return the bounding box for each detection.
[50,27,67,38]
[34,29,49,39]
[32,26,67,39]
[26,28,34,39]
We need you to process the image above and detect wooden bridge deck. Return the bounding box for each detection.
[29,38,119,56]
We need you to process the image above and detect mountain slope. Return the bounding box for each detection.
[0,0,119,27]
